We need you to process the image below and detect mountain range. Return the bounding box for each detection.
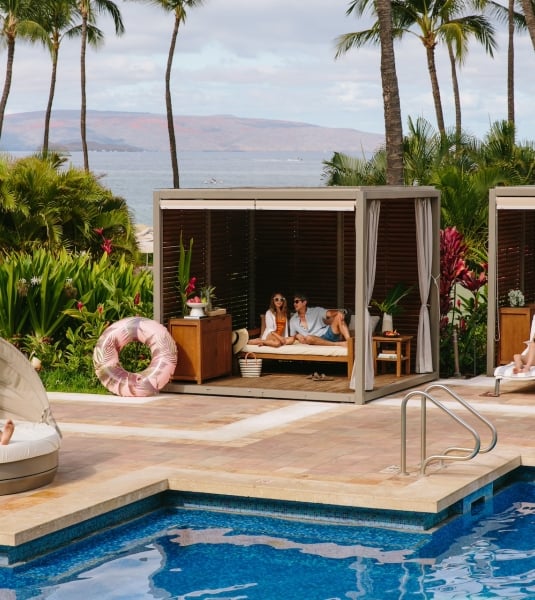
[0,110,384,154]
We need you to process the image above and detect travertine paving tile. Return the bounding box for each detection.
[0,377,533,546]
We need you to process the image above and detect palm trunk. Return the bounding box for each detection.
[519,0,535,50]
[447,42,461,140]
[0,37,16,140]
[44,44,60,153]
[507,0,515,124]
[426,45,445,136]
[375,0,404,185]
[166,16,180,189]
[80,15,89,171]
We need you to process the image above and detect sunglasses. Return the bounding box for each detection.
[273,297,285,302]
[293,299,303,304]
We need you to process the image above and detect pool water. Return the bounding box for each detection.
[3,480,535,599]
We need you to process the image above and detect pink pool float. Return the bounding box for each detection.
[93,317,177,396]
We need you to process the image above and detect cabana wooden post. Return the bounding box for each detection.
[153,187,441,404]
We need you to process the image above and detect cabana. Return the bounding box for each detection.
[153,187,441,404]
[487,187,535,386]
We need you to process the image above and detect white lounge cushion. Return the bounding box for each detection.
[241,342,348,357]
[494,363,535,379]
[0,422,60,464]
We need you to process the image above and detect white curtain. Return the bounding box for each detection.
[415,198,433,372]
[364,201,381,388]
[350,201,380,391]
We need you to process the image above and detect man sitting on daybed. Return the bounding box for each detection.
[284,293,351,347]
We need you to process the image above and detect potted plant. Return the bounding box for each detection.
[371,283,413,333]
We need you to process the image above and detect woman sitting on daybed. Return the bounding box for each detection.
[248,292,289,347]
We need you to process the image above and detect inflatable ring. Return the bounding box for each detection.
[93,317,177,397]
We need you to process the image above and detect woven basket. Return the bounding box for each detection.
[238,352,262,377]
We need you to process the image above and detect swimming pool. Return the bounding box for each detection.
[3,474,535,599]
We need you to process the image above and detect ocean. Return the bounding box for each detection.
[61,150,333,226]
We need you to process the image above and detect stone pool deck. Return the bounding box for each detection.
[0,375,534,548]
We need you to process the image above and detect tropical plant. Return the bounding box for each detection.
[0,247,153,373]
[371,283,413,317]
[322,150,387,186]
[136,0,205,188]
[75,0,124,171]
[0,153,138,257]
[438,226,488,376]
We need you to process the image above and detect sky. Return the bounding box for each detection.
[5,0,535,141]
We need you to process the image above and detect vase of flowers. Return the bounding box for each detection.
[508,289,525,307]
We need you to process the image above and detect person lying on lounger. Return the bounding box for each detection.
[285,293,351,347]
[0,419,14,445]
[513,338,535,374]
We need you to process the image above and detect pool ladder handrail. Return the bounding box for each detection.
[400,383,498,476]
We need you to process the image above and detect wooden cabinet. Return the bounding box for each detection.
[168,314,232,383]
[498,306,535,364]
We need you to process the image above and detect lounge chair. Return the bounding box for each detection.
[0,338,61,494]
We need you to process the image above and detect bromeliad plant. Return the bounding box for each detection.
[177,233,196,316]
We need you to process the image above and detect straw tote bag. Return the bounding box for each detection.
[238,352,262,377]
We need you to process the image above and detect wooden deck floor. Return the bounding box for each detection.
[166,359,419,401]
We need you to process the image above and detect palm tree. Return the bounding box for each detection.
[0,0,44,139]
[336,0,496,136]
[139,0,205,188]
[519,0,535,47]
[76,0,124,171]
[483,1,528,128]
[33,1,104,153]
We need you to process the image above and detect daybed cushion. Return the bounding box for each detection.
[241,342,348,357]
[0,422,60,464]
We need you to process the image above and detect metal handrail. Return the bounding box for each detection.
[400,384,498,476]
[425,384,498,455]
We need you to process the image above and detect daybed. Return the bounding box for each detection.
[239,340,354,379]
[236,314,364,379]
[0,338,62,494]
[493,315,535,396]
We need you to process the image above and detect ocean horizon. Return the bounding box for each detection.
[9,150,336,226]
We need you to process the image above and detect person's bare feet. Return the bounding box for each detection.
[1,420,14,445]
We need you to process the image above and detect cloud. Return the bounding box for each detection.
[3,0,535,140]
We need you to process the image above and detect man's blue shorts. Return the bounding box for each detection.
[321,327,341,342]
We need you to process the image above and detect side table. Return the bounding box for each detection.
[168,314,232,383]
[372,334,413,377]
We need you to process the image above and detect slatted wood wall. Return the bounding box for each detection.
[373,200,420,341]
[497,210,535,305]
[160,199,422,349]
